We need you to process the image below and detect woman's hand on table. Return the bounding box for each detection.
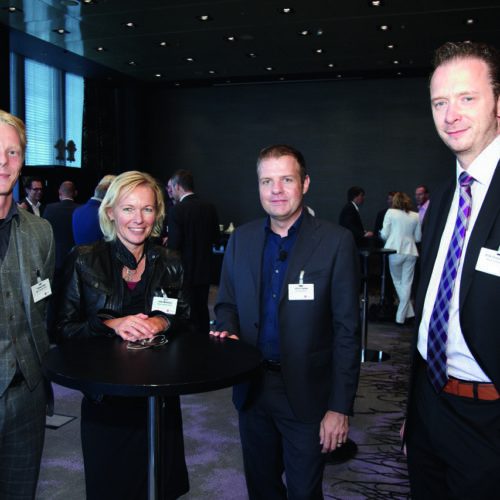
[209,330,239,340]
[104,314,168,342]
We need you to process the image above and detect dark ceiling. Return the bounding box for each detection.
[1,0,500,86]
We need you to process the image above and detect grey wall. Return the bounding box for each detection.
[141,76,455,230]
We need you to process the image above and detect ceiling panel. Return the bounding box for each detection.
[1,0,499,85]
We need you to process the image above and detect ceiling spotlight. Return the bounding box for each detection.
[392,60,400,65]
[326,63,335,68]
[127,61,137,66]
[246,53,258,58]
[4,5,22,11]
[121,22,137,28]
[223,36,237,42]
[385,44,397,49]
[314,48,326,54]
[298,29,313,36]
[377,25,391,31]
[94,47,107,52]
[265,66,274,71]
[158,41,170,47]
[464,18,477,25]
[369,0,384,6]
[154,73,162,78]
[52,29,70,35]
[79,0,98,4]
[197,15,213,22]
[208,70,217,75]
[277,8,295,15]
[185,57,195,63]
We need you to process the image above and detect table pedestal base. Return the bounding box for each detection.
[325,438,358,465]
[361,349,390,363]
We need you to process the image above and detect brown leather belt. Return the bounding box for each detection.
[443,377,500,401]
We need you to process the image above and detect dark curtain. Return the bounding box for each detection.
[82,78,118,174]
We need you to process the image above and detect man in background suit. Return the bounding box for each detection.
[404,42,500,499]
[43,181,79,333]
[72,175,115,245]
[212,144,361,499]
[17,176,45,216]
[339,185,373,247]
[0,110,55,499]
[167,169,219,331]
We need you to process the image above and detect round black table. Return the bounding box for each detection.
[42,331,262,500]
[358,247,396,362]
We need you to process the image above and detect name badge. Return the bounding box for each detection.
[288,284,314,300]
[475,247,500,277]
[31,279,52,303]
[152,296,178,315]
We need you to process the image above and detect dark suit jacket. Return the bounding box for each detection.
[167,193,219,286]
[339,201,365,246]
[406,161,500,429]
[215,210,361,423]
[43,199,80,269]
[19,197,44,217]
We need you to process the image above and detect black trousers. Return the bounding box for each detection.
[406,364,500,500]
[238,370,325,500]
[81,395,189,500]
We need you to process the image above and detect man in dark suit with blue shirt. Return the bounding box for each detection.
[212,144,361,499]
[404,42,500,499]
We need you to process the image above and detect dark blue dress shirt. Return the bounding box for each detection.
[258,211,303,361]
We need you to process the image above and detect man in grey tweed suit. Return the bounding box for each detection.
[0,110,55,499]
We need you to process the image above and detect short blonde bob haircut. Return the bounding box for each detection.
[0,110,27,160]
[99,170,165,242]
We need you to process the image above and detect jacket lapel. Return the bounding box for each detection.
[460,160,500,308]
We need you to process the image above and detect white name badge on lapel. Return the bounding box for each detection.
[152,296,178,315]
[289,283,314,300]
[31,279,52,303]
[475,247,500,277]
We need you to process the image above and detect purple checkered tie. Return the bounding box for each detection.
[427,172,474,392]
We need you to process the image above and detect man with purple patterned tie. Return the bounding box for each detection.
[404,41,500,499]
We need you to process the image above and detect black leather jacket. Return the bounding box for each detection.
[54,239,192,342]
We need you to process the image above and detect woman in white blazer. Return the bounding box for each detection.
[380,192,422,324]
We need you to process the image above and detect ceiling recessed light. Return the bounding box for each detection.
[314,48,326,54]
[53,29,70,35]
[385,44,397,49]
[158,41,170,47]
[208,70,217,75]
[185,57,195,63]
[94,47,107,52]
[4,6,23,13]
[121,22,137,28]
[298,29,312,36]
[369,0,384,6]
[464,18,477,25]
[154,73,162,78]
[265,66,274,71]
[246,53,259,58]
[223,36,237,42]
[197,15,213,22]
[79,0,97,4]
[326,63,335,68]
[277,8,295,15]
[392,60,400,65]
[127,61,137,66]
[378,25,391,31]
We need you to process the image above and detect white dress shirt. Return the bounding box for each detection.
[417,134,500,382]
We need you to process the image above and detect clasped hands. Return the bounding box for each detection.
[104,314,169,343]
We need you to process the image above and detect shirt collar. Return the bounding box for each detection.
[264,209,304,238]
[457,134,500,187]
[0,200,20,229]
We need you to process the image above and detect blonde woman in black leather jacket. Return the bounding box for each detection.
[54,171,191,500]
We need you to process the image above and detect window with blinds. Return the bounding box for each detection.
[10,54,84,168]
